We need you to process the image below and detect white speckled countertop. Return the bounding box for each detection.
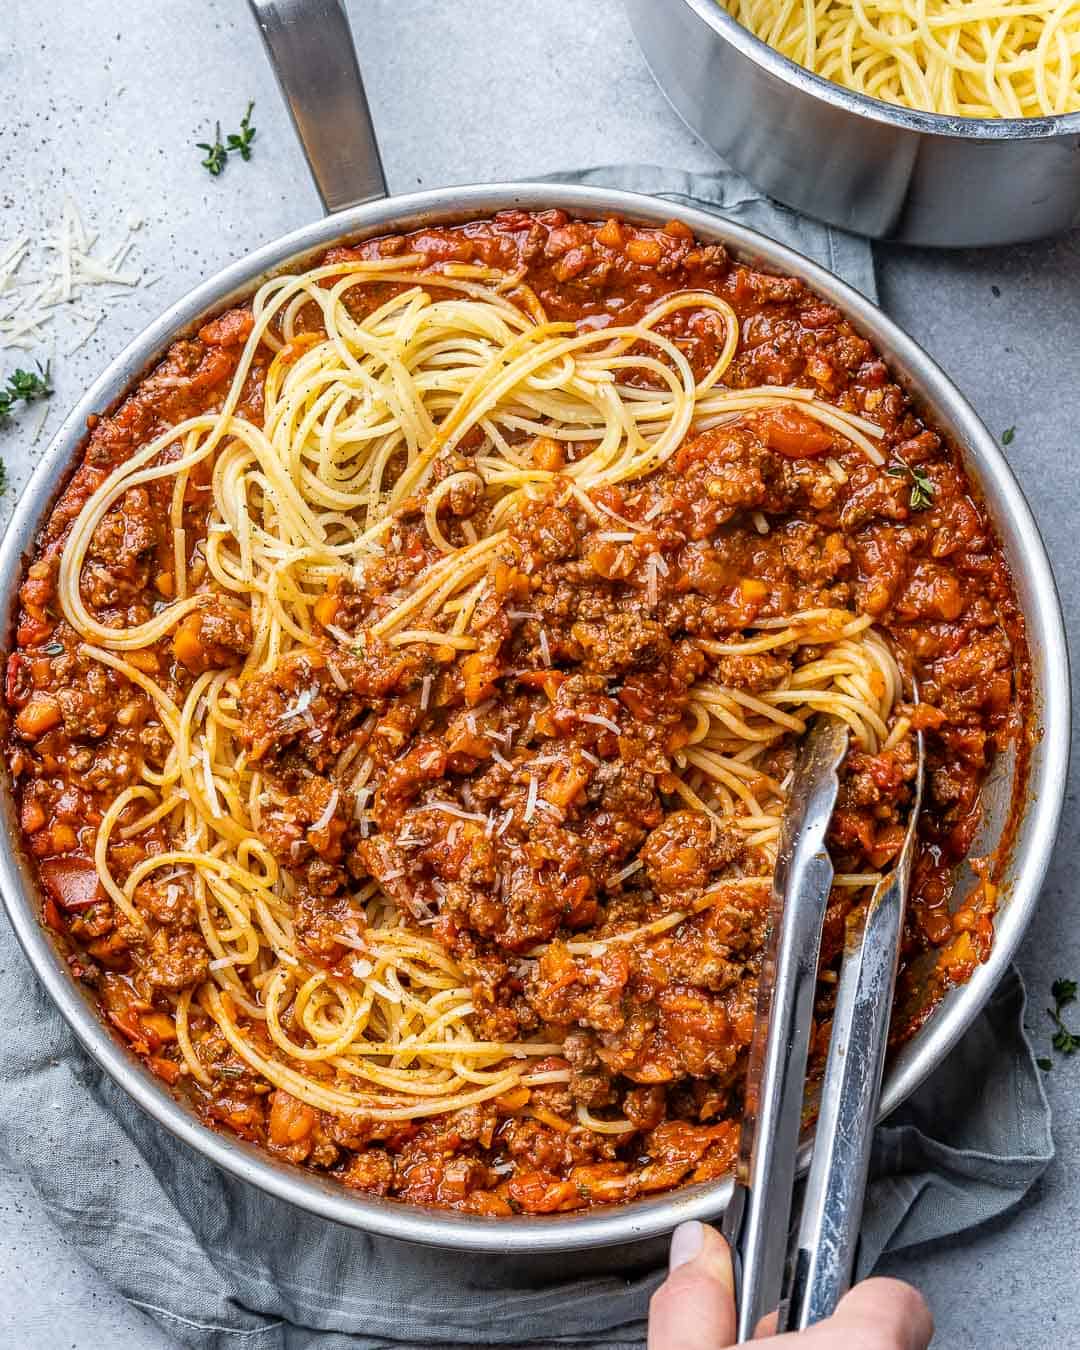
[1,2,1079,1345]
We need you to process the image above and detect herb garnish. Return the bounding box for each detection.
[227,101,257,161]
[1038,978,1080,1069]
[0,361,51,422]
[197,123,227,177]
[886,454,935,511]
[1002,426,1016,446]
[197,102,256,177]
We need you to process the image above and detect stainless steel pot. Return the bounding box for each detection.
[625,0,1080,246]
[0,0,1068,1253]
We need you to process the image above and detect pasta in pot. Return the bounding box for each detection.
[719,0,1080,118]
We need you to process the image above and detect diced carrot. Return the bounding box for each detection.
[125,648,160,674]
[739,577,768,602]
[172,613,206,671]
[141,1012,179,1044]
[20,796,46,834]
[529,1106,573,1133]
[597,218,625,249]
[278,332,325,365]
[14,693,61,739]
[461,651,500,705]
[494,1086,531,1113]
[49,823,78,852]
[515,670,566,702]
[545,761,588,808]
[448,730,492,760]
[626,237,663,265]
[663,218,694,239]
[268,1089,316,1144]
[314,591,341,628]
[493,560,529,600]
[531,436,565,472]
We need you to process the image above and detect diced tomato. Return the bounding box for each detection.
[39,856,104,911]
[197,306,254,348]
[148,1056,181,1086]
[5,654,31,708]
[758,406,833,458]
[42,897,65,933]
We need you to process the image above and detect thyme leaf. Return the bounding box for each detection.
[886,454,935,511]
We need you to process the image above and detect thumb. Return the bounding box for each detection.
[648,1222,737,1350]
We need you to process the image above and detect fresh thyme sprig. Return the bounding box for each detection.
[886,454,935,511]
[197,122,227,176]
[0,361,52,422]
[197,102,256,177]
[226,101,257,161]
[1037,977,1080,1070]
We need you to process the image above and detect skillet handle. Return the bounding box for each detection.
[248,0,388,213]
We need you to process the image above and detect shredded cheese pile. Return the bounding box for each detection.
[0,195,155,356]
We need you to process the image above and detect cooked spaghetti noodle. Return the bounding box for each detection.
[720,0,1080,117]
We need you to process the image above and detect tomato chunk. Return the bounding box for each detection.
[758,406,833,458]
[39,856,104,911]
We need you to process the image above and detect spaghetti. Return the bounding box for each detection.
[50,249,903,1131]
[10,211,1022,1215]
[720,0,1080,117]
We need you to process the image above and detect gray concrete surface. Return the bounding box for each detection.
[1,1,1078,1346]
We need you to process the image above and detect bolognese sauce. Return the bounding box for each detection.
[4,211,1027,1214]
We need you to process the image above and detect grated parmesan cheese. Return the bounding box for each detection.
[415,800,488,824]
[592,499,641,531]
[581,712,621,736]
[607,858,644,887]
[645,555,659,609]
[325,658,348,692]
[200,747,222,817]
[0,196,149,359]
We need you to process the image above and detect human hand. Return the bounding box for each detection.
[647,1221,933,1349]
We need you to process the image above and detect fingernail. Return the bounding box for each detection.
[669,1220,705,1271]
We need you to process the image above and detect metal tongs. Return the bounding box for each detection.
[722,708,925,1339]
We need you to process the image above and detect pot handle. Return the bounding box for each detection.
[248,0,387,214]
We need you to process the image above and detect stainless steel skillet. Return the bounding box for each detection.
[0,0,1068,1254]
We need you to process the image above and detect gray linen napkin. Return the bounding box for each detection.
[0,164,1052,1350]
